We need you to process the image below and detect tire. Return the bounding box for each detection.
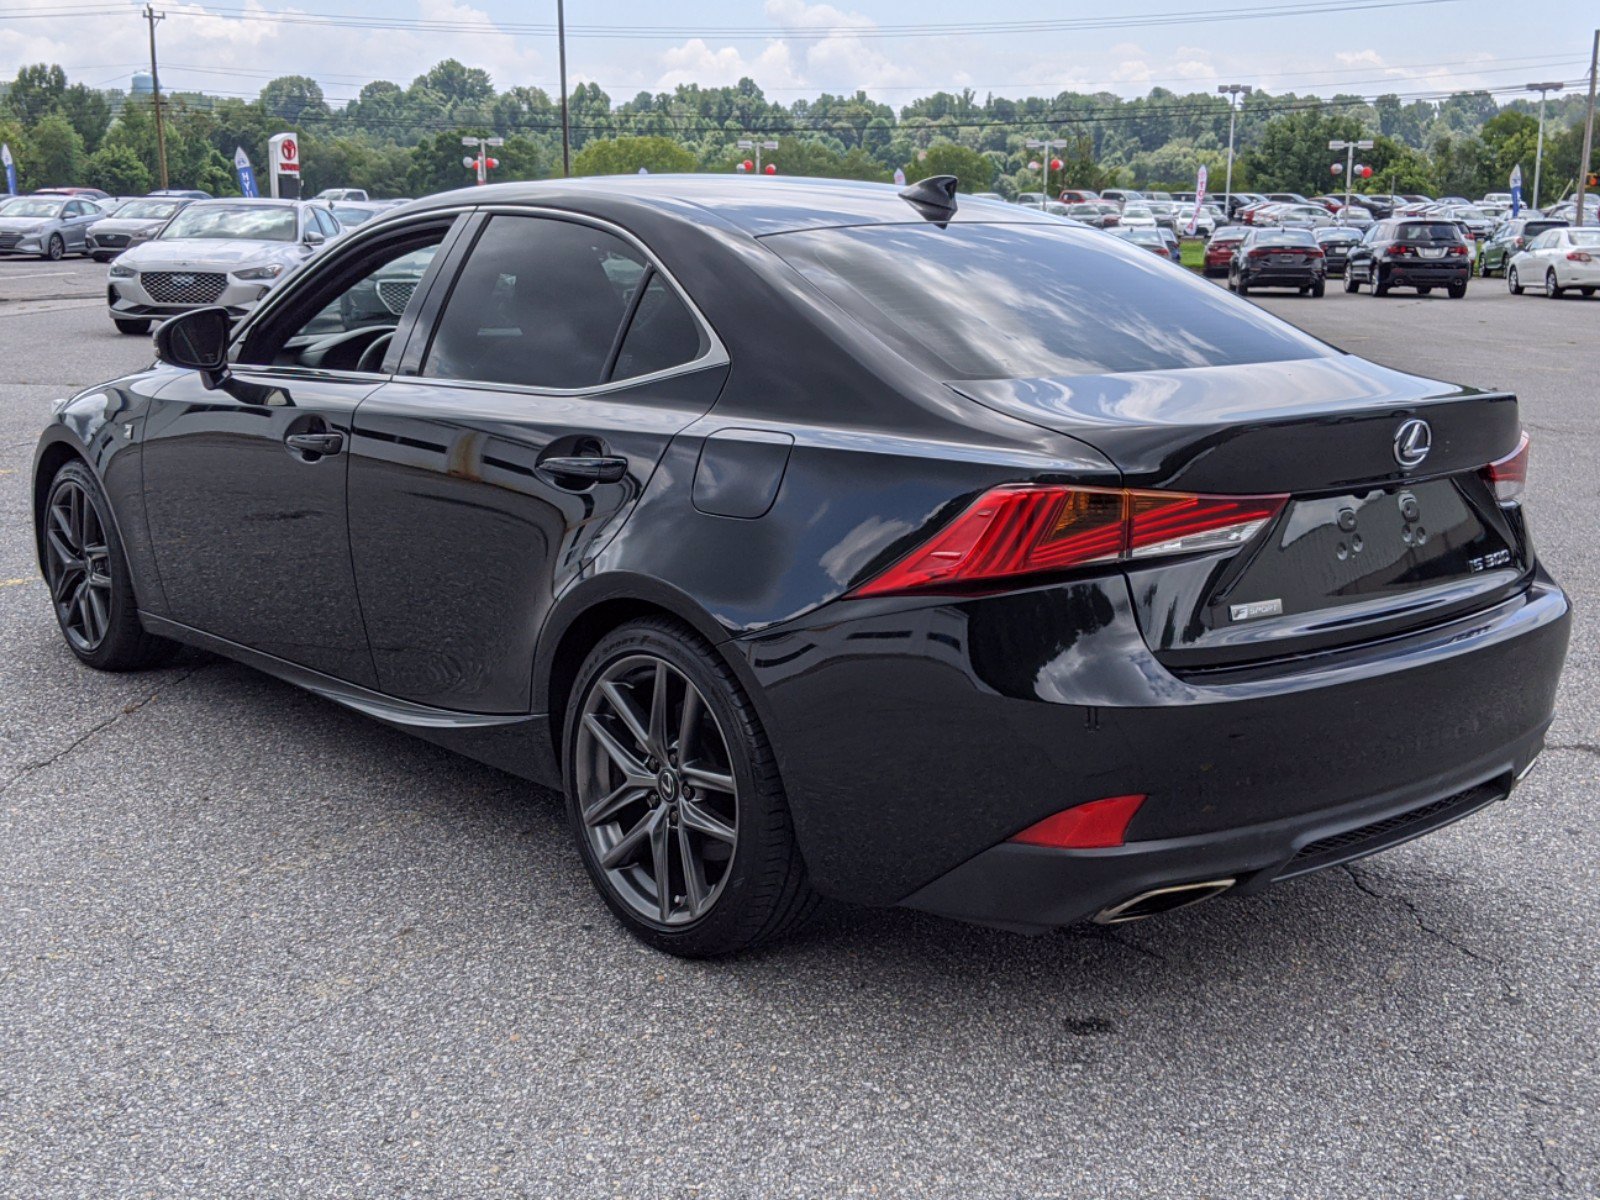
[39,460,179,671]
[1371,270,1389,297]
[1508,266,1524,295]
[563,617,818,957]
[92,252,112,263]
[1226,270,1237,292]
[1417,287,1432,296]
[1583,288,1596,298]
[1236,277,1249,296]
[1311,279,1326,298]
[1546,269,1564,299]
[44,235,64,262]
[1344,272,1360,293]
[112,318,151,336]
[1448,282,1467,299]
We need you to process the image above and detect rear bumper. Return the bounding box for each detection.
[736,568,1569,918]
[1240,266,1324,287]
[1382,263,1469,288]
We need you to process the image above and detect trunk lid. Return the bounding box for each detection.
[951,355,1529,668]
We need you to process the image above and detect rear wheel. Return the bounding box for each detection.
[1448,281,1467,299]
[1310,279,1326,298]
[1546,269,1564,299]
[1344,272,1360,293]
[112,318,151,335]
[1236,276,1249,296]
[40,461,178,671]
[1583,288,1596,297]
[1417,286,1432,296]
[1508,266,1524,295]
[564,618,818,957]
[1371,270,1389,297]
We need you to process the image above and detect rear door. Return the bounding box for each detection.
[347,211,728,713]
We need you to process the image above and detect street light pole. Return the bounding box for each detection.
[557,0,570,176]
[1025,137,1067,207]
[737,138,778,174]
[1328,138,1374,224]
[1526,81,1565,210]
[1218,84,1251,217]
[461,135,504,185]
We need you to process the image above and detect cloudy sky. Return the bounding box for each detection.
[2,0,1595,107]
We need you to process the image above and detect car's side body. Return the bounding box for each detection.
[34,177,1569,936]
[0,195,101,258]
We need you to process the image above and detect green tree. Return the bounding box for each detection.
[258,76,329,126]
[26,113,85,186]
[910,141,995,191]
[572,135,696,176]
[5,64,67,124]
[84,142,151,193]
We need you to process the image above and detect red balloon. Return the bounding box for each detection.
[1050,158,1063,171]
[485,157,498,170]
[1361,165,1373,179]
[741,159,754,172]
[764,163,777,174]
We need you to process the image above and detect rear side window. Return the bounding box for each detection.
[424,215,656,389]
[613,273,706,381]
[768,222,1324,379]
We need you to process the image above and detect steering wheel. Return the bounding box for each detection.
[356,330,395,373]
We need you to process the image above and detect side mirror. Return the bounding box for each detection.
[154,306,232,390]
[303,229,326,246]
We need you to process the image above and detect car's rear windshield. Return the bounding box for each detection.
[1395,222,1462,242]
[160,205,296,242]
[1570,229,1600,247]
[1524,221,1565,237]
[766,222,1324,380]
[1252,231,1316,246]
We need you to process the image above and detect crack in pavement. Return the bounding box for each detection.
[1520,1101,1573,1195]
[0,664,212,800]
[1341,863,1518,1003]
[1545,742,1600,758]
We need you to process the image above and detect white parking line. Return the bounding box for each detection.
[0,270,94,280]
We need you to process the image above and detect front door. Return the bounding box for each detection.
[140,368,381,686]
[347,212,727,713]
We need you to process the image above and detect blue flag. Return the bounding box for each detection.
[234,147,258,198]
[1,143,16,196]
[1509,163,1522,219]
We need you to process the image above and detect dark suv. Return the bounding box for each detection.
[1479,218,1568,278]
[1345,219,1470,297]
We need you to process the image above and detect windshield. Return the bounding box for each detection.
[1,199,66,218]
[160,205,296,242]
[1252,231,1317,246]
[767,222,1323,380]
[112,200,181,221]
[1396,223,1462,242]
[333,205,378,225]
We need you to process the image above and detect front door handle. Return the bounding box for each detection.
[285,431,345,457]
[536,455,628,486]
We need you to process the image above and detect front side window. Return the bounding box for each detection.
[422,215,704,390]
[162,205,296,242]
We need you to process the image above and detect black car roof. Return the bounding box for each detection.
[396,174,1057,237]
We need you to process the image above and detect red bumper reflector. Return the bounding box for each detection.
[1008,793,1147,850]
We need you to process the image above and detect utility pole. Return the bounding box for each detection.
[1025,137,1067,207]
[1329,138,1373,224]
[1576,30,1598,228]
[1526,81,1564,210]
[1218,84,1251,217]
[144,4,169,190]
[557,0,570,176]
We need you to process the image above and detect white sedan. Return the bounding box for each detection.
[1118,205,1160,229]
[1506,226,1600,298]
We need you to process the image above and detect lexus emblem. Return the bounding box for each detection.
[1393,418,1432,469]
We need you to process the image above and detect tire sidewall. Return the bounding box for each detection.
[562,620,777,955]
[46,235,63,261]
[43,462,140,669]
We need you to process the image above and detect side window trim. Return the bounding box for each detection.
[407,205,728,397]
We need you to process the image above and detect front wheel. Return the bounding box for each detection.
[564,618,818,957]
[1508,266,1524,295]
[40,461,178,671]
[1546,269,1564,299]
[92,252,112,263]
[112,318,151,335]
[43,235,64,261]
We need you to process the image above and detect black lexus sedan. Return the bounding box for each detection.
[33,176,1568,956]
[1227,228,1327,296]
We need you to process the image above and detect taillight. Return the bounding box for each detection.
[1568,251,1594,263]
[1388,244,1415,257]
[1304,247,1325,258]
[1484,433,1530,504]
[1448,244,1468,257]
[849,484,1287,597]
[1009,794,1147,849]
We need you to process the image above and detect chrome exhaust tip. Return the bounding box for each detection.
[1093,878,1236,924]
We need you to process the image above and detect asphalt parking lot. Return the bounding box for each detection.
[1,264,1597,1198]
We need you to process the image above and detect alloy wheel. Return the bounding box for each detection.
[575,653,739,927]
[43,478,113,653]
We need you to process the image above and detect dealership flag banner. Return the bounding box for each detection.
[1186,164,1208,235]
[1509,163,1522,219]
[235,147,258,198]
[1,144,16,196]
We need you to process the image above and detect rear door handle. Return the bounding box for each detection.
[285,431,345,456]
[536,455,628,485]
